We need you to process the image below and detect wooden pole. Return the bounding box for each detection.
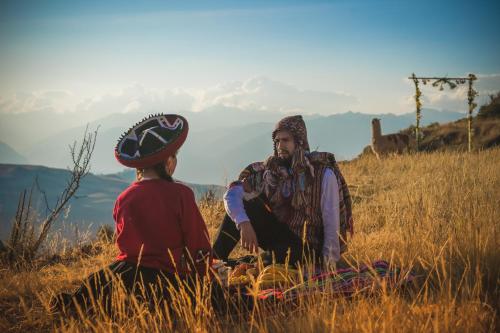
[411,73,422,151]
[467,74,478,152]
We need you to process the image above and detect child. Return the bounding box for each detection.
[51,114,212,314]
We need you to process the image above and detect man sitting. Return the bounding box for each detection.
[212,115,353,267]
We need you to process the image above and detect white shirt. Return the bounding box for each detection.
[223,168,341,263]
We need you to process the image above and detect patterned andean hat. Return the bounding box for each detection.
[272,115,310,153]
[115,114,188,168]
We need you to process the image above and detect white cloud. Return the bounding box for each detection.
[2,74,495,118]
[0,77,358,116]
[194,76,358,114]
[74,84,196,117]
[0,90,76,114]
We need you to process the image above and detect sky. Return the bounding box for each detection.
[1,0,499,118]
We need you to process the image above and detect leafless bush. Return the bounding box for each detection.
[199,188,217,208]
[2,127,98,267]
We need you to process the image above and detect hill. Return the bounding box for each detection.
[0,148,498,332]
[477,91,500,119]
[0,164,224,240]
[358,116,500,157]
[398,93,500,153]
[405,117,500,151]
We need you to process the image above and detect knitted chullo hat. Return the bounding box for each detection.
[271,115,310,155]
[115,114,188,168]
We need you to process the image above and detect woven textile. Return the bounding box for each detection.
[253,260,416,301]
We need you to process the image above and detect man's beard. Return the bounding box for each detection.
[277,152,292,167]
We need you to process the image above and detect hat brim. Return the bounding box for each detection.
[115,114,189,169]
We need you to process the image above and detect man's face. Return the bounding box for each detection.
[274,130,296,160]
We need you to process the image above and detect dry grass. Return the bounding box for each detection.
[1,149,499,332]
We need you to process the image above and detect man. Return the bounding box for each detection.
[212,115,353,266]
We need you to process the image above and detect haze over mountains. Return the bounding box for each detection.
[0,107,465,185]
[0,141,28,164]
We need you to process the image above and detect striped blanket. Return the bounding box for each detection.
[253,260,416,301]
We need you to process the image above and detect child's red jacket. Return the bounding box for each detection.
[113,179,211,276]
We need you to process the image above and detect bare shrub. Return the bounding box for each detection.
[199,188,217,207]
[2,127,98,267]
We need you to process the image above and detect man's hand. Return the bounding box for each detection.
[239,222,259,253]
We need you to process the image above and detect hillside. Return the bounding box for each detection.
[399,93,500,153]
[0,164,224,240]
[0,148,498,332]
[402,117,500,152]
[359,116,500,157]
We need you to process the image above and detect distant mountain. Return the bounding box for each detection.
[0,141,28,164]
[0,164,224,240]
[181,108,465,183]
[108,169,225,200]
[0,111,86,151]
[1,108,465,184]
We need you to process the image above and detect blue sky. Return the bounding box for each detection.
[1,0,499,116]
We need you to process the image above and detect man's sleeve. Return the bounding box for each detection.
[180,188,212,275]
[223,161,265,227]
[223,182,250,227]
[321,168,341,263]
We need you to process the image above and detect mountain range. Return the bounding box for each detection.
[0,141,28,164]
[0,107,466,185]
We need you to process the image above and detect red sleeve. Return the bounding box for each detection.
[180,187,212,276]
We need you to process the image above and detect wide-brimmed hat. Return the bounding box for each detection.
[115,114,188,168]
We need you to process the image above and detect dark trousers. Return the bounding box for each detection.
[51,260,185,315]
[212,197,315,265]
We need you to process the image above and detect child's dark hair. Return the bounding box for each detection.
[136,162,173,182]
[152,162,173,182]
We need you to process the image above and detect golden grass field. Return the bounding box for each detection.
[1,149,499,332]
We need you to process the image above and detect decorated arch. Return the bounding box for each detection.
[409,73,478,151]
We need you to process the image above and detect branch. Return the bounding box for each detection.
[34,176,51,215]
[31,126,99,255]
